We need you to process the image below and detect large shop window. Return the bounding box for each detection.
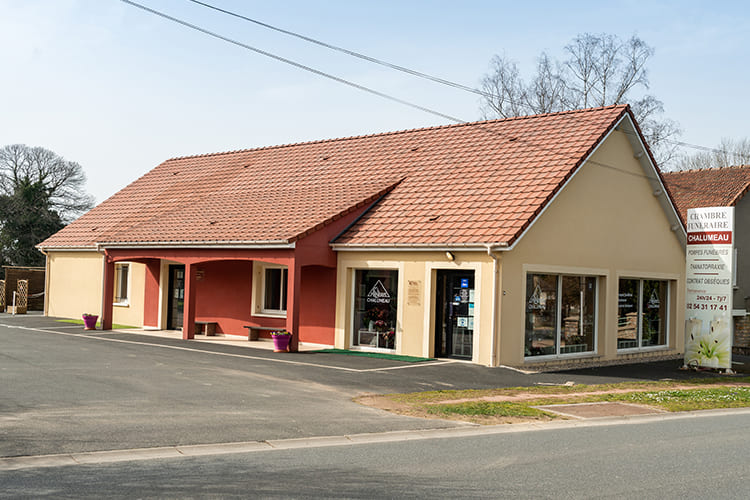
[353,270,398,350]
[263,266,288,314]
[525,274,596,357]
[617,279,668,349]
[114,263,130,305]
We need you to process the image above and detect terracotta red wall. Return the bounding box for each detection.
[298,265,336,344]
[195,260,252,335]
[143,260,161,328]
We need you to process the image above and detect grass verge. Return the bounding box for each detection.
[356,377,750,425]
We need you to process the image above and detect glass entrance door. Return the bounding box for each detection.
[435,270,475,359]
[167,265,185,330]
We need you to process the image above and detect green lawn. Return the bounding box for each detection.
[363,377,750,422]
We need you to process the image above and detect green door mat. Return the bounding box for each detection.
[312,349,435,362]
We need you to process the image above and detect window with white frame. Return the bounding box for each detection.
[617,278,668,349]
[525,274,597,358]
[262,265,288,314]
[114,263,130,305]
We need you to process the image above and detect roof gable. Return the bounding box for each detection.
[334,105,629,247]
[40,105,631,250]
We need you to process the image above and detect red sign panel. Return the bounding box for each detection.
[687,231,732,245]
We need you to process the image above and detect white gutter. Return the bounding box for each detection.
[97,241,296,250]
[486,244,500,367]
[615,115,687,248]
[36,245,98,252]
[332,242,510,252]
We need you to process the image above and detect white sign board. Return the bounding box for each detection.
[684,207,734,369]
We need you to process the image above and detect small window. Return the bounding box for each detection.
[263,267,288,313]
[114,263,129,305]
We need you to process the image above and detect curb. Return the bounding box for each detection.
[3,407,750,471]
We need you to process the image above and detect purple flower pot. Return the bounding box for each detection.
[272,334,291,352]
[83,315,98,330]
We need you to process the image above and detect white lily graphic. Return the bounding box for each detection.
[685,317,731,368]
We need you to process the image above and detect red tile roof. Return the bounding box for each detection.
[662,166,750,224]
[39,105,630,249]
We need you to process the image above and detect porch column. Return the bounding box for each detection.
[143,260,161,329]
[182,263,197,340]
[285,259,302,352]
[101,259,115,330]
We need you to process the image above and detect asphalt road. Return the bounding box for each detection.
[1,313,744,460]
[3,410,749,499]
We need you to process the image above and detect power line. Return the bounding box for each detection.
[120,0,466,125]
[118,0,690,192]
[184,1,744,161]
[185,0,493,100]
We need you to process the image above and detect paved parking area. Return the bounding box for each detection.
[1,313,744,459]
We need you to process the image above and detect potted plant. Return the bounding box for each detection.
[270,330,292,352]
[82,313,98,330]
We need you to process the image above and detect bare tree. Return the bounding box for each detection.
[479,33,681,166]
[480,55,528,119]
[0,144,94,223]
[676,137,750,171]
[527,53,569,114]
[0,144,94,266]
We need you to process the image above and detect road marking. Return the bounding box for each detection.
[356,361,453,372]
[3,407,749,471]
[0,323,451,373]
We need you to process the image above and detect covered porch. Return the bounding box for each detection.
[98,243,337,352]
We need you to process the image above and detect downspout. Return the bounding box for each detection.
[486,245,500,367]
[97,244,106,320]
[38,247,50,316]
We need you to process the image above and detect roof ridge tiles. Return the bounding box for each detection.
[163,105,629,163]
[663,164,750,174]
[39,105,634,250]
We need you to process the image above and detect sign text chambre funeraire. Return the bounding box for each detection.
[686,210,730,231]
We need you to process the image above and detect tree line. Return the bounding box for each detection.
[0,144,93,267]
[477,32,747,170]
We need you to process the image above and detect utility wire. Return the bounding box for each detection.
[120,0,466,125]
[185,1,745,162]
[185,0,493,100]
[119,0,697,193]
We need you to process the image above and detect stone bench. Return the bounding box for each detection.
[243,325,278,341]
[195,321,218,336]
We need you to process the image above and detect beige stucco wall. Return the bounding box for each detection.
[335,252,497,365]
[499,129,685,366]
[46,251,104,319]
[46,250,146,327]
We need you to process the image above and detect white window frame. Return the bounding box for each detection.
[617,278,670,351]
[253,263,288,318]
[524,273,599,360]
[114,263,130,307]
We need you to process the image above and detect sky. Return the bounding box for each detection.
[1,0,749,204]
